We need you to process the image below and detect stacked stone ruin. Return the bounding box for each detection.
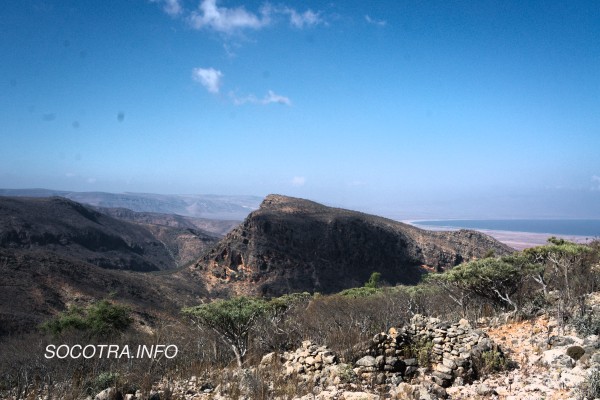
[281,340,338,376]
[355,314,500,388]
[267,314,503,390]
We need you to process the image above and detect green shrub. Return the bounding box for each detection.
[575,368,600,400]
[415,339,433,368]
[337,364,358,384]
[40,306,88,335]
[40,300,132,338]
[572,313,600,336]
[86,300,132,337]
[480,350,508,374]
[338,286,381,298]
[401,337,433,369]
[90,371,119,393]
[567,346,586,361]
[364,272,381,289]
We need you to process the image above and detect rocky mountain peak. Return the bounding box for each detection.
[259,194,328,214]
[194,195,513,297]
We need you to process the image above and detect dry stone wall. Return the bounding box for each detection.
[270,314,503,392]
[355,314,502,388]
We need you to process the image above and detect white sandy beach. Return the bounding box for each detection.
[408,222,594,250]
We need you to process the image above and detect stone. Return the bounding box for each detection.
[435,364,453,374]
[548,335,575,347]
[476,383,493,396]
[431,371,453,388]
[395,382,416,398]
[432,370,453,381]
[323,355,336,365]
[340,392,379,400]
[425,382,449,399]
[390,374,403,385]
[94,388,118,400]
[543,349,575,369]
[559,370,586,388]
[355,356,377,368]
[404,358,418,366]
[260,352,276,365]
[442,357,457,369]
[454,357,468,367]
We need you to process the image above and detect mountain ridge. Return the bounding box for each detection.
[192,194,514,296]
[0,188,262,220]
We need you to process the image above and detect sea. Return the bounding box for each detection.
[411,219,600,238]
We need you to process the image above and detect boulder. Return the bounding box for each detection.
[355,356,377,368]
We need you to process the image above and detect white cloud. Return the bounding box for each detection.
[592,175,600,191]
[164,0,183,16]
[230,90,291,106]
[87,177,97,184]
[192,67,223,93]
[291,176,306,186]
[189,0,270,33]
[365,15,386,27]
[154,0,324,34]
[263,90,292,105]
[150,0,182,17]
[284,8,323,28]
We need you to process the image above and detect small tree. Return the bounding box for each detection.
[182,296,270,367]
[523,238,592,303]
[425,272,471,317]
[364,272,381,289]
[435,258,524,314]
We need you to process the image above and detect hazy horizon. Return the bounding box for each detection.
[2,1,599,220]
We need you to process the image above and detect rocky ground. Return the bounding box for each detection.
[94,306,600,400]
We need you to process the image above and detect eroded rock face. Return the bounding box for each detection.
[195,194,513,296]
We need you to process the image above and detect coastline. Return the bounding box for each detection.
[407,222,594,250]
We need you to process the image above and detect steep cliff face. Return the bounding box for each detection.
[194,195,513,296]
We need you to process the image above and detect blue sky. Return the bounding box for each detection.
[1,0,599,219]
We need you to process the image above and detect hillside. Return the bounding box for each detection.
[94,206,239,236]
[0,197,218,336]
[192,194,513,296]
[0,247,207,336]
[0,196,219,271]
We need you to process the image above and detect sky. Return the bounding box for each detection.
[1,0,599,219]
